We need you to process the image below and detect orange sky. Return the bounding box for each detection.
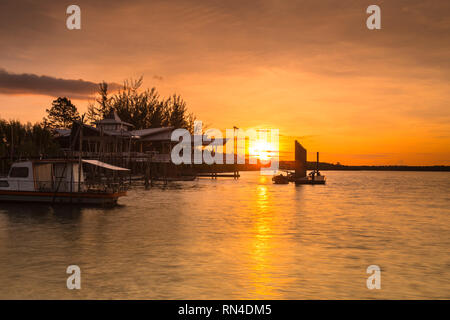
[0,0,449,165]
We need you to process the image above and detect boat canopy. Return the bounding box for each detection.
[82,159,130,171]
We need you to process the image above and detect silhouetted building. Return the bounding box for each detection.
[54,112,175,167]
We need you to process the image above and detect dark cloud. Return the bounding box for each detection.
[0,69,120,99]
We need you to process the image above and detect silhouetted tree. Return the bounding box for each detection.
[43,97,80,129]
[167,94,196,130]
[86,77,196,132]
[149,100,169,128]
[86,81,112,124]
[0,118,60,165]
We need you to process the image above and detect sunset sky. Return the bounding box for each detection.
[0,0,449,165]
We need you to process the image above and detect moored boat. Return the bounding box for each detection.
[272,174,290,184]
[294,152,326,185]
[0,159,130,206]
[294,172,326,185]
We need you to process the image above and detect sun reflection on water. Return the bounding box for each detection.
[246,183,277,298]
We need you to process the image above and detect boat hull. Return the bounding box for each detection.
[294,178,326,185]
[0,190,126,206]
[272,175,290,184]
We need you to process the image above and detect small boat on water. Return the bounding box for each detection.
[273,150,327,185]
[294,171,326,185]
[0,159,130,206]
[272,173,290,184]
[294,152,326,185]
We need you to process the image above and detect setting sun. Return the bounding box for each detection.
[249,139,279,162]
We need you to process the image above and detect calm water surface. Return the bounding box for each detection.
[0,171,449,299]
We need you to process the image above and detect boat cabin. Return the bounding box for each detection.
[0,159,130,205]
[0,160,84,192]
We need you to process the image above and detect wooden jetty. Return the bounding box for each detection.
[197,173,240,179]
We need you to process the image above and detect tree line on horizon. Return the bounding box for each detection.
[40,77,196,131]
[86,78,196,131]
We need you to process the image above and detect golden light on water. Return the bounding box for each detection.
[247,184,276,297]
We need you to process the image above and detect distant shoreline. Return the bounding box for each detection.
[308,163,450,172]
[279,161,450,172]
[1,158,449,174]
[312,166,450,172]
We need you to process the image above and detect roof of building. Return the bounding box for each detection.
[71,121,133,137]
[67,120,226,144]
[53,129,71,137]
[94,111,134,127]
[82,159,130,171]
[130,127,174,138]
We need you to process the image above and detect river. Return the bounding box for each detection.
[0,171,448,299]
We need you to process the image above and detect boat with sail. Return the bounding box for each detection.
[294,152,326,185]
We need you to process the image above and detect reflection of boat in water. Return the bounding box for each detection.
[0,159,130,206]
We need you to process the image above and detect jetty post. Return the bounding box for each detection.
[233,126,239,179]
[78,117,84,192]
[10,125,14,163]
[316,152,319,173]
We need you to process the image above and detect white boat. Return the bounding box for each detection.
[0,159,130,205]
